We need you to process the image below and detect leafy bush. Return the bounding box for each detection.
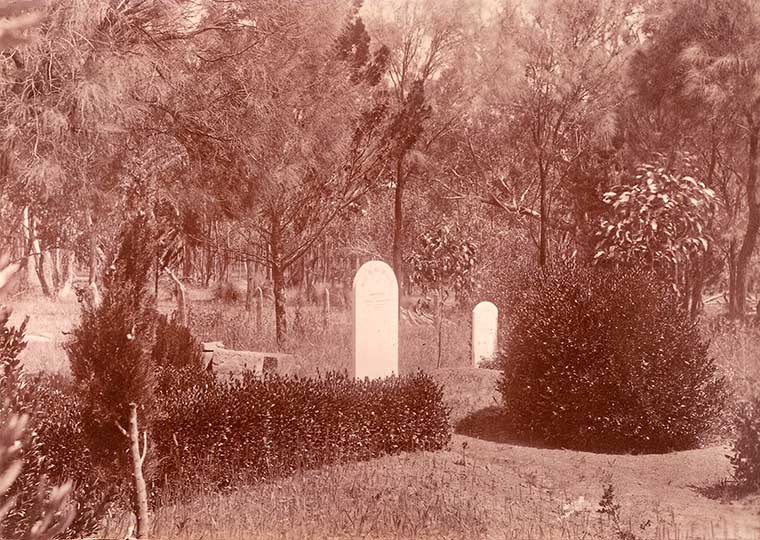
[152,313,211,396]
[0,411,75,540]
[497,262,725,453]
[730,395,760,492]
[153,371,450,491]
[15,373,115,538]
[215,280,243,303]
[0,307,109,539]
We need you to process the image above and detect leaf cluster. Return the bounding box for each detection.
[595,159,716,273]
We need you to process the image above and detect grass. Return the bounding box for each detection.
[94,435,760,540]
[5,282,760,540]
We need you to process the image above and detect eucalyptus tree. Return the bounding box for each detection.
[480,0,635,267]
[362,0,472,289]
[630,0,760,318]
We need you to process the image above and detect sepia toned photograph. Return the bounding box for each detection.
[0,0,758,538]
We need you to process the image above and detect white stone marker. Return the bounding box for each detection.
[472,301,498,367]
[353,260,398,380]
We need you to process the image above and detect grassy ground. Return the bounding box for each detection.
[5,283,760,540]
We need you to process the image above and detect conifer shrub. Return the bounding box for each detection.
[730,395,760,492]
[496,262,725,453]
[153,371,450,490]
[65,214,159,471]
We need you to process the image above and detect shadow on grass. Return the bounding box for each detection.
[454,406,556,450]
[691,478,758,503]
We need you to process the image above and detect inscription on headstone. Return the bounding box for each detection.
[353,260,398,380]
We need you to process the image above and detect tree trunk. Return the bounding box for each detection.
[732,123,760,319]
[245,258,255,312]
[270,213,287,347]
[538,163,548,268]
[124,403,150,539]
[434,289,444,368]
[392,154,406,297]
[728,241,737,315]
[58,250,74,298]
[50,248,61,293]
[166,268,187,327]
[28,211,52,298]
[689,258,704,320]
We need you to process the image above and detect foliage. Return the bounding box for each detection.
[152,313,212,397]
[14,374,114,539]
[0,307,27,401]
[730,395,760,492]
[497,262,726,453]
[595,160,716,275]
[407,224,477,303]
[65,214,159,468]
[0,302,105,539]
[0,411,75,540]
[153,371,450,491]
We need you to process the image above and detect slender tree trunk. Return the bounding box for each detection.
[245,258,255,312]
[733,123,760,319]
[124,403,149,539]
[690,258,704,320]
[87,212,98,285]
[166,268,187,326]
[270,213,287,347]
[28,211,52,297]
[392,153,406,296]
[58,250,74,298]
[538,162,548,268]
[728,241,737,314]
[50,248,61,293]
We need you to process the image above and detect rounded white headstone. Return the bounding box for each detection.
[353,260,398,380]
[472,301,498,367]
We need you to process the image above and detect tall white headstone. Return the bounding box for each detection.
[472,301,498,367]
[353,260,398,380]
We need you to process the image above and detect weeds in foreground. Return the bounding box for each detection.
[598,484,652,540]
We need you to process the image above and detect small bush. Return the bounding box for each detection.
[17,373,115,538]
[0,307,110,539]
[497,262,725,453]
[152,313,211,396]
[730,395,760,492]
[215,280,243,303]
[153,371,450,491]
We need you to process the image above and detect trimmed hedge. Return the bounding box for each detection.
[153,370,451,490]
[497,262,725,453]
[18,369,450,503]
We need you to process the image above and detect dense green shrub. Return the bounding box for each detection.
[214,280,243,303]
[65,215,159,472]
[16,373,115,538]
[497,262,725,453]
[730,395,760,492]
[0,307,109,539]
[153,371,450,490]
[152,313,211,396]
